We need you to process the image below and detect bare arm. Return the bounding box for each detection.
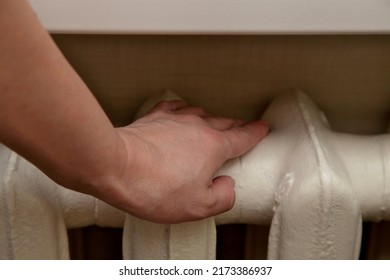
[0,0,268,223]
[0,0,124,195]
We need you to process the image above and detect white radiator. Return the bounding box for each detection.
[1,90,389,259]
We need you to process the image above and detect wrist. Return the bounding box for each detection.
[86,129,130,200]
[55,128,130,211]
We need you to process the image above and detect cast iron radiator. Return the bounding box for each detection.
[1,90,389,259]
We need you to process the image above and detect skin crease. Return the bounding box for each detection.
[0,0,268,224]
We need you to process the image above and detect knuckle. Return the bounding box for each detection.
[186,197,217,220]
[150,100,185,113]
[205,130,226,154]
[204,128,223,143]
[152,100,172,111]
[194,107,207,116]
[143,110,167,120]
[177,113,202,124]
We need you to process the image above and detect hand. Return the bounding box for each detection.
[112,100,268,224]
[0,0,265,225]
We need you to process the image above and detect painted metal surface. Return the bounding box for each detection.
[28,0,390,34]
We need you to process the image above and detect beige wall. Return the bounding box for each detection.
[53,35,390,259]
[53,35,390,134]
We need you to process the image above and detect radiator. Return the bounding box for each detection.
[1,90,389,259]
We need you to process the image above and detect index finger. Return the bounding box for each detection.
[222,120,269,159]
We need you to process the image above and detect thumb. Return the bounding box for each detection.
[208,176,236,216]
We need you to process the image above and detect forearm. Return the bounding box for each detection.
[0,0,125,196]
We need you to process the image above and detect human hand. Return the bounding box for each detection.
[112,100,268,224]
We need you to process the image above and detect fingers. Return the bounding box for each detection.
[147,100,214,119]
[174,106,212,118]
[173,109,247,131]
[148,100,188,114]
[148,101,269,160]
[207,176,236,215]
[149,101,250,130]
[222,120,269,159]
[149,101,212,118]
[204,117,246,131]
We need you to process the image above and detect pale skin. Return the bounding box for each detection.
[0,0,268,224]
